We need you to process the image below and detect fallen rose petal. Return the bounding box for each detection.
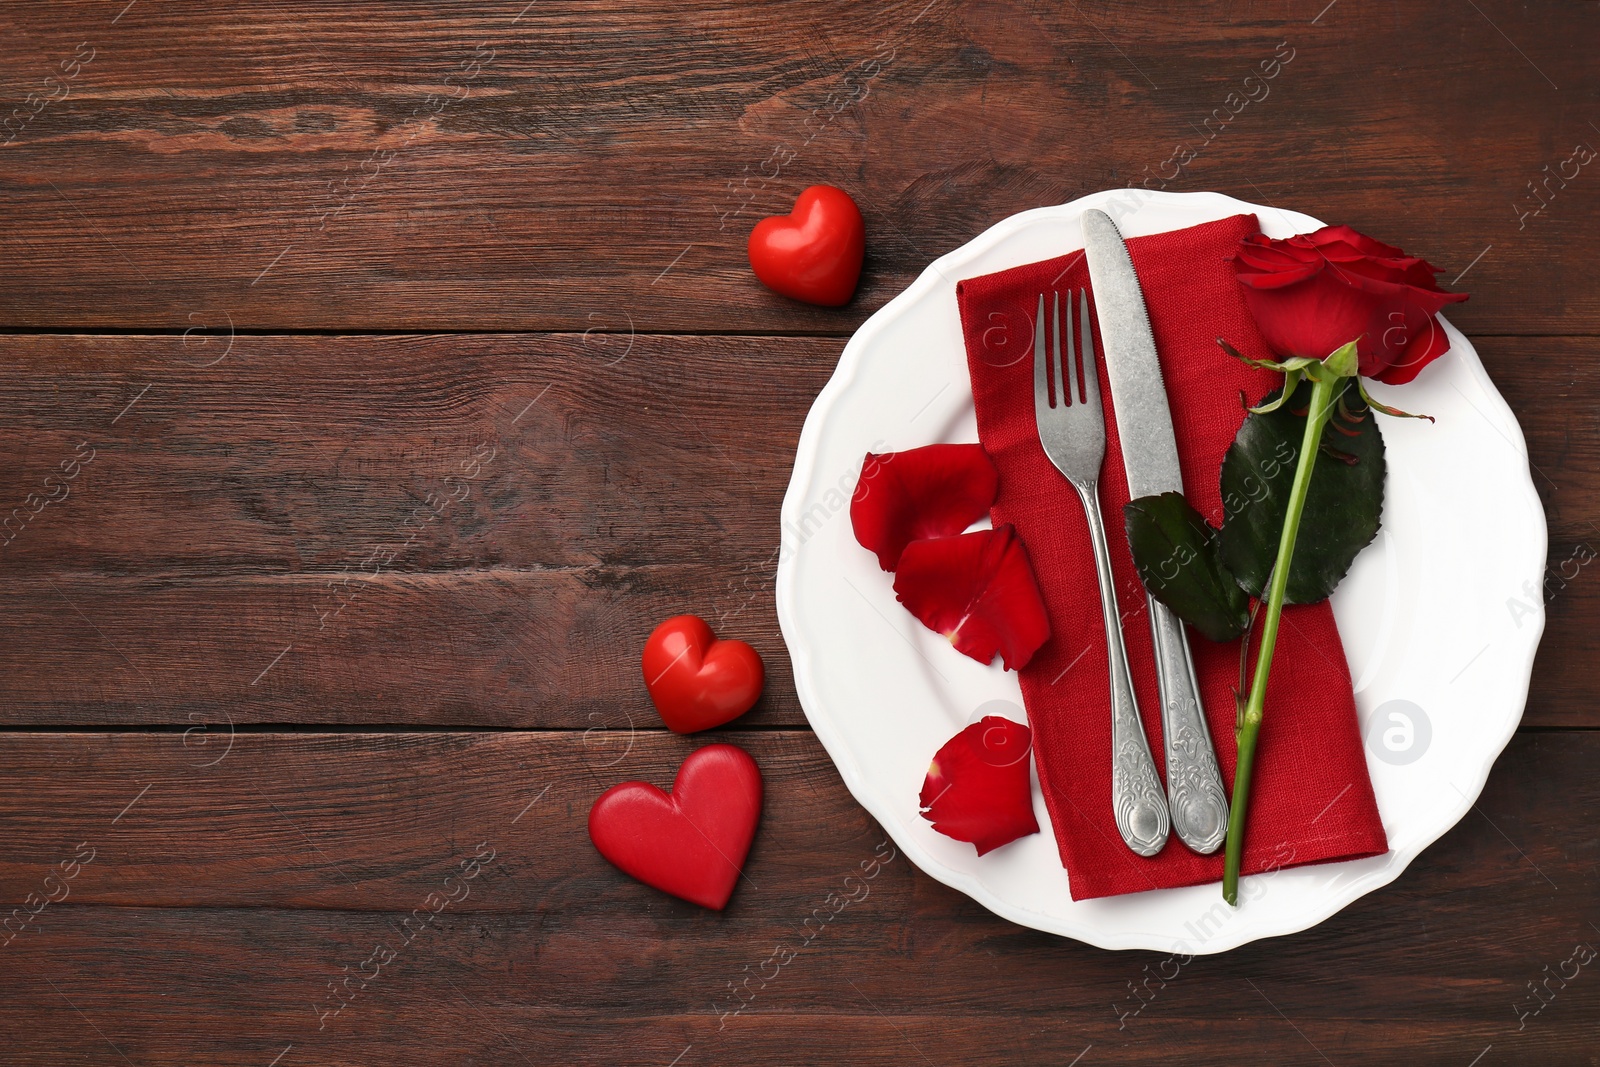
[920,716,1039,855]
[850,443,999,570]
[892,525,1050,670]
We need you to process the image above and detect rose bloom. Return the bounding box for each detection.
[1234,226,1469,385]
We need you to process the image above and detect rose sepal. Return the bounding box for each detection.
[1357,377,1436,423]
[1216,337,1321,376]
[1317,340,1360,380]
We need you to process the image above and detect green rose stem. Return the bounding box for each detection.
[1222,359,1351,906]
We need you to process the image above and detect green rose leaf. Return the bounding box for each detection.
[1124,491,1251,642]
[1218,377,1385,605]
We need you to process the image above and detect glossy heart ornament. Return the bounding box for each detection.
[642,614,764,733]
[588,744,764,910]
[747,185,866,307]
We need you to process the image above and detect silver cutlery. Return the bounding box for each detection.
[1033,288,1170,858]
[1083,208,1230,855]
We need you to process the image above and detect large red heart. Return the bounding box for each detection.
[587,744,763,910]
[642,615,764,733]
[747,185,865,307]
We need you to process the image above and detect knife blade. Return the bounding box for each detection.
[1081,208,1231,855]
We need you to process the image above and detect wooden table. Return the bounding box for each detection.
[2,2,1595,1063]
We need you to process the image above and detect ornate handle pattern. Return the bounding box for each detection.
[1078,483,1170,857]
[1148,598,1229,854]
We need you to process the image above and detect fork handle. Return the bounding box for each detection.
[1076,481,1169,857]
[1148,597,1230,854]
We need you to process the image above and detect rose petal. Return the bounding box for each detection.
[1371,312,1453,385]
[1235,225,1467,377]
[1241,262,1390,362]
[1236,260,1320,290]
[1306,224,1408,260]
[1235,235,1312,274]
[893,525,1051,670]
[920,716,1039,855]
[1322,252,1420,286]
[850,443,999,570]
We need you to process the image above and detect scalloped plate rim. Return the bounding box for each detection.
[775,188,1546,953]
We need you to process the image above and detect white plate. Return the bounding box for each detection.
[775,190,1547,953]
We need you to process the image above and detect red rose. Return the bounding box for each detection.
[1233,225,1469,385]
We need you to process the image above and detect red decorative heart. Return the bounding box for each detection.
[747,185,865,307]
[642,615,764,733]
[588,744,763,910]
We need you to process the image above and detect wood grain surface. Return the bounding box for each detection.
[2,0,1597,1064]
[0,730,1596,1065]
[0,1,1595,335]
[0,333,1591,728]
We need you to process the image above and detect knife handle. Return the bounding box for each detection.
[1147,597,1230,854]
[1077,482,1170,858]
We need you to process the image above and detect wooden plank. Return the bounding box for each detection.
[0,568,805,727]
[0,1,1593,334]
[2,563,1590,728]
[0,332,828,727]
[1476,338,1600,729]
[0,332,1587,726]
[0,729,1594,1063]
[0,333,837,574]
[0,333,1584,575]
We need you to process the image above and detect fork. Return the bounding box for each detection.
[1034,290,1170,858]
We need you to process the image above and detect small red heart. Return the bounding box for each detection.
[747,185,865,307]
[642,615,764,733]
[588,744,763,910]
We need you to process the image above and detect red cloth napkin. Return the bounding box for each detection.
[955,214,1388,901]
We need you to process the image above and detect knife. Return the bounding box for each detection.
[1081,208,1230,855]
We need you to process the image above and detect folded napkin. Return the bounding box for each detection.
[955,214,1388,901]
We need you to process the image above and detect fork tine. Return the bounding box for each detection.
[1079,289,1099,408]
[1062,290,1077,408]
[1052,291,1067,408]
[1034,293,1049,409]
